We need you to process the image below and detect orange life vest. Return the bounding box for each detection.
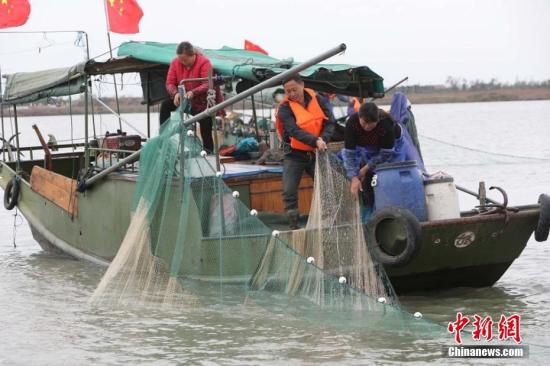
[275,88,327,152]
[353,97,361,113]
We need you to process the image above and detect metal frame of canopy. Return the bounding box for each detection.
[0,30,91,174]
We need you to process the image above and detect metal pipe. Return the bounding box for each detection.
[0,64,5,161]
[177,84,187,198]
[88,147,135,154]
[146,72,151,138]
[102,1,123,132]
[384,76,409,94]
[16,142,86,152]
[368,76,409,102]
[455,184,499,205]
[84,77,90,169]
[80,43,347,191]
[208,69,221,171]
[184,43,346,125]
[179,75,230,83]
[206,70,225,235]
[13,105,20,172]
[90,86,97,139]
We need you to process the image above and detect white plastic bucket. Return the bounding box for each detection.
[424,177,460,220]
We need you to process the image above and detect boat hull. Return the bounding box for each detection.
[0,161,540,293]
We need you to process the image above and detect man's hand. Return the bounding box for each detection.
[174,93,181,107]
[186,91,194,99]
[358,165,369,180]
[350,176,363,200]
[316,138,327,151]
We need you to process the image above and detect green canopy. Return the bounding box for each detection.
[1,41,385,106]
[2,63,86,105]
[117,41,385,97]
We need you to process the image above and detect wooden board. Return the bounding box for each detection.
[30,166,78,216]
[249,175,313,214]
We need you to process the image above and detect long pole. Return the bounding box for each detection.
[102,0,123,132]
[82,31,91,171]
[84,78,90,169]
[13,105,20,172]
[146,72,151,138]
[83,31,97,140]
[80,44,347,190]
[207,69,221,171]
[385,76,409,94]
[1,65,5,161]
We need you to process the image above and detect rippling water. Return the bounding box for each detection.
[1,100,549,364]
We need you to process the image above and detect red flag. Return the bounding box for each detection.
[244,40,268,55]
[0,0,31,29]
[105,0,143,34]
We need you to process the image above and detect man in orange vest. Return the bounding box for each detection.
[348,97,363,116]
[276,74,335,229]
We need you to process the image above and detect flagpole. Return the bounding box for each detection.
[102,0,123,132]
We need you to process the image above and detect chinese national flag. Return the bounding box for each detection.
[106,0,143,34]
[0,0,31,29]
[244,40,268,55]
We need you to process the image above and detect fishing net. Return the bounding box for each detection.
[250,152,396,306]
[90,108,441,336]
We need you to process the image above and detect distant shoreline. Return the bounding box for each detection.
[378,87,550,105]
[3,87,550,117]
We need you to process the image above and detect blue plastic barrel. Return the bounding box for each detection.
[372,161,428,221]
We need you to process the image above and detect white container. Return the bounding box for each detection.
[424,177,460,220]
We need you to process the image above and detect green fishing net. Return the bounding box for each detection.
[91,108,442,337]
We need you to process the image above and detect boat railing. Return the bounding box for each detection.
[2,142,86,161]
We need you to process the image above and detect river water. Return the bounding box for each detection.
[1,100,549,365]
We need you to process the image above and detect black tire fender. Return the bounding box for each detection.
[3,176,20,211]
[366,206,422,267]
[535,194,550,242]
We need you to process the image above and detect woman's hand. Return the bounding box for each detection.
[350,176,363,200]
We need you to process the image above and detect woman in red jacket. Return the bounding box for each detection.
[160,41,224,153]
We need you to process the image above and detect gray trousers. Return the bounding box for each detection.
[282,149,316,211]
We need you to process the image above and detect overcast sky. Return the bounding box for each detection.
[1,0,549,87]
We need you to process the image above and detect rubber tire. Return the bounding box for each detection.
[535,194,550,242]
[366,206,422,267]
[3,177,20,211]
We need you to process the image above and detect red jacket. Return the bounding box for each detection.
[165,53,224,115]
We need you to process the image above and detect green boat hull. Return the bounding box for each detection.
[0,160,540,293]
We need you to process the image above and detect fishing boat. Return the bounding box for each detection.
[1,41,548,293]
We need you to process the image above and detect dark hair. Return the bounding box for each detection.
[358,102,379,123]
[272,88,285,97]
[282,74,303,86]
[176,41,195,56]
